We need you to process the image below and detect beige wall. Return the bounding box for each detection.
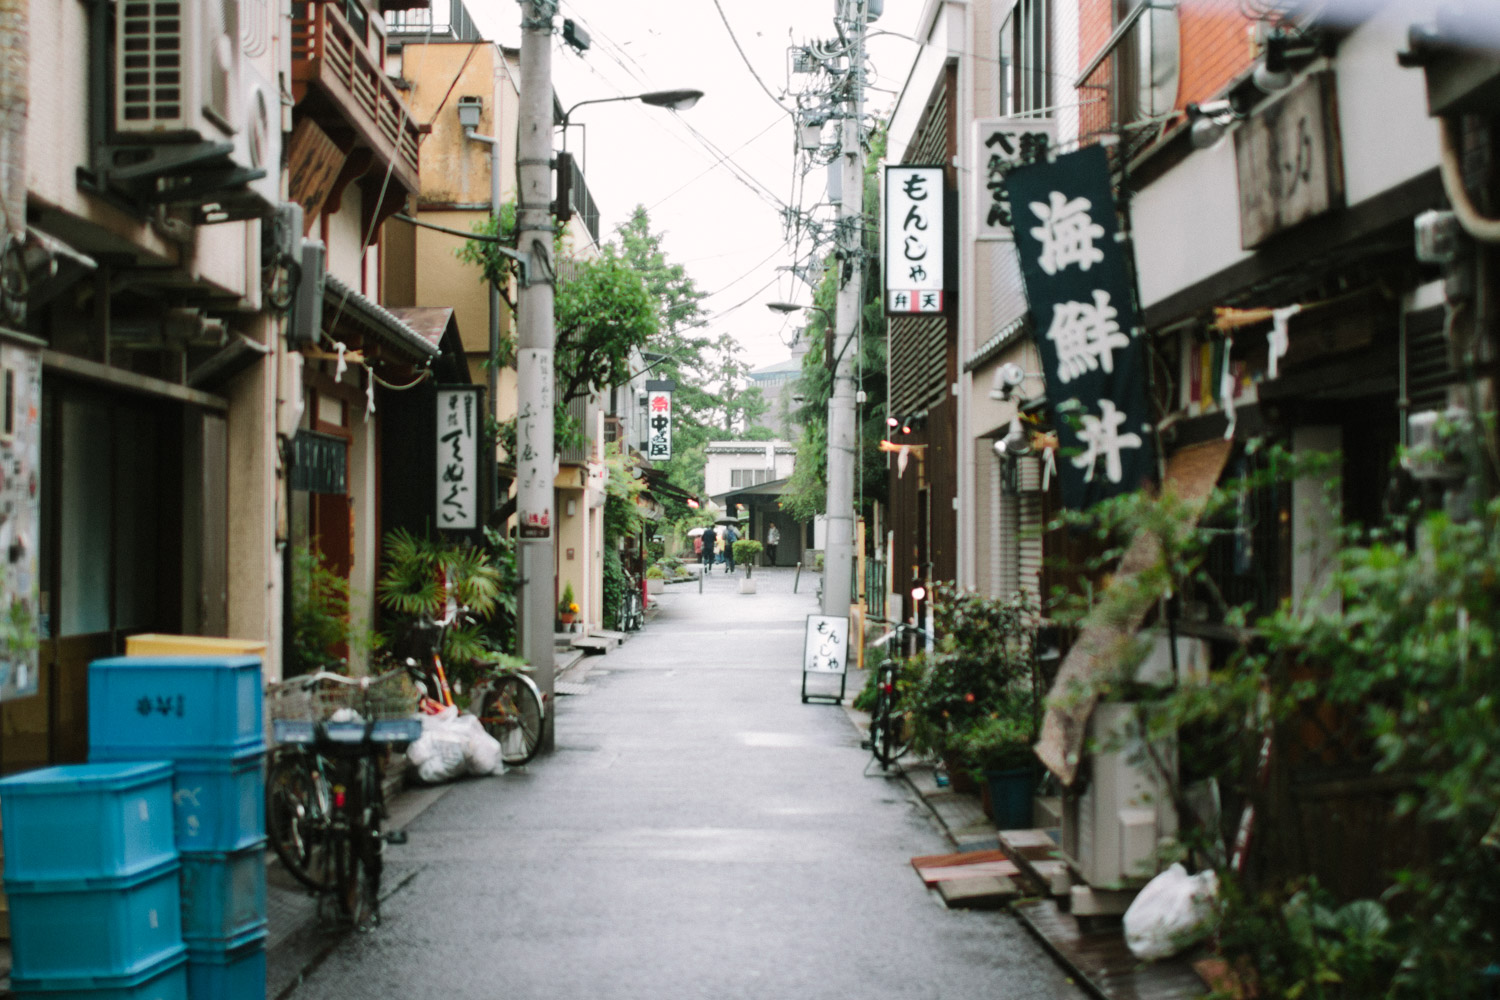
[227,322,285,679]
[400,43,518,207]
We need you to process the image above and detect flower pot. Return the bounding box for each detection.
[738,578,756,594]
[942,754,979,795]
[557,613,575,628]
[646,578,665,595]
[984,767,1037,830]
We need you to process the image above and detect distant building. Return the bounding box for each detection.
[703,442,806,567]
[748,355,807,440]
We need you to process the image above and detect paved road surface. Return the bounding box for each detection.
[281,566,1085,1000]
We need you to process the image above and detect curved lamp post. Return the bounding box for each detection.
[766,301,846,368]
[560,90,705,172]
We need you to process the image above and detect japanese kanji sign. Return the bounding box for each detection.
[973,117,1056,240]
[883,165,945,315]
[435,386,480,530]
[1007,145,1154,510]
[644,379,674,462]
[803,614,848,675]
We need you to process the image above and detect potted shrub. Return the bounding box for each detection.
[733,539,763,577]
[645,564,666,595]
[950,708,1039,829]
[557,582,579,629]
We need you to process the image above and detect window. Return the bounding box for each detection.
[1000,0,1051,117]
[730,468,772,488]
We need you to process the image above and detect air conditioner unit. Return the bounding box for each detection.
[1069,703,1178,890]
[197,64,280,222]
[115,0,240,140]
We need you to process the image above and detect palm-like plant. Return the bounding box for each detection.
[377,529,505,672]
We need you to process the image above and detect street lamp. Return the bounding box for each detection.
[766,301,849,369]
[559,90,705,173]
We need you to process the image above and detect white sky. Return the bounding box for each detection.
[467,0,929,372]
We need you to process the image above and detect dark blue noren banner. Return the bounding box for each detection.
[1006,144,1155,510]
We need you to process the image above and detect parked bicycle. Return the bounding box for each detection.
[862,619,933,772]
[265,669,418,929]
[615,570,644,633]
[396,601,545,767]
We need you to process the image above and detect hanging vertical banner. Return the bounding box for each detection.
[1007,144,1154,510]
[645,379,674,462]
[883,165,945,314]
[0,337,40,701]
[435,386,481,530]
[973,117,1056,240]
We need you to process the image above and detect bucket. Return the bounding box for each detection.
[984,767,1037,830]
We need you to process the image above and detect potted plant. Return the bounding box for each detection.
[950,708,1039,829]
[645,564,666,595]
[557,582,579,629]
[733,539,763,577]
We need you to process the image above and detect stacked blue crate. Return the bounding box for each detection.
[0,761,189,999]
[88,656,268,999]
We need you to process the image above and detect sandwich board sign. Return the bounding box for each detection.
[801,613,849,704]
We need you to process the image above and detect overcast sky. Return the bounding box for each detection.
[464,0,928,372]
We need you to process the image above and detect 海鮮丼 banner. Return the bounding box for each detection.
[1006,144,1154,511]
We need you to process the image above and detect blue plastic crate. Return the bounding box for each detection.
[89,656,264,758]
[10,947,187,1000]
[6,858,183,982]
[185,929,265,1000]
[179,841,266,944]
[171,751,265,853]
[0,763,177,882]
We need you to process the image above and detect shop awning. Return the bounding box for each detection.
[323,272,436,361]
[1034,437,1234,787]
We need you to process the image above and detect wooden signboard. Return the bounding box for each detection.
[1235,71,1344,248]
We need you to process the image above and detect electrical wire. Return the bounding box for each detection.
[708,0,796,115]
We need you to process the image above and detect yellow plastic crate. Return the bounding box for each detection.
[124,634,268,658]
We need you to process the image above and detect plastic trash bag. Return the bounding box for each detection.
[456,712,504,776]
[407,706,467,784]
[1123,862,1220,961]
[406,706,504,782]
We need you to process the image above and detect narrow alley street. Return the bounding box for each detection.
[274,567,1086,1000]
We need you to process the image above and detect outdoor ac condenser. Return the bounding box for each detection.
[1071,702,1178,889]
[115,0,240,140]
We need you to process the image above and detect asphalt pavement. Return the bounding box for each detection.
[272,565,1086,1000]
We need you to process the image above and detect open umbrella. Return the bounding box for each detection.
[686,527,707,537]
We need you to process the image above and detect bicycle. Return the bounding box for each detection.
[862,620,933,772]
[615,570,644,633]
[265,669,419,929]
[398,602,545,768]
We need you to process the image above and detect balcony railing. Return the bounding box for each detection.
[292,0,421,193]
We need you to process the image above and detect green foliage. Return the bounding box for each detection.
[949,712,1037,776]
[603,445,648,544]
[375,529,508,677]
[288,544,359,675]
[557,581,577,617]
[732,539,762,563]
[602,547,626,630]
[555,247,658,405]
[900,584,1039,764]
[644,564,665,580]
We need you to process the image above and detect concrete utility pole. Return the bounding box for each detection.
[824,0,865,617]
[516,0,557,747]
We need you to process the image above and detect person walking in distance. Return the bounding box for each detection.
[703,529,716,573]
[766,523,780,566]
[725,523,739,574]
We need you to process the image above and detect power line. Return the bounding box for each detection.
[708,0,795,115]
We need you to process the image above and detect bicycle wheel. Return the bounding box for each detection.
[869,660,912,768]
[478,673,543,766]
[332,758,380,930]
[267,748,335,891]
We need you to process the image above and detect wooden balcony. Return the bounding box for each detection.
[292,0,421,196]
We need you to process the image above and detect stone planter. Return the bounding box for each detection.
[738,577,756,594]
[646,577,665,595]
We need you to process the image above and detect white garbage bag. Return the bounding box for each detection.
[457,713,504,776]
[407,706,467,784]
[1123,863,1220,961]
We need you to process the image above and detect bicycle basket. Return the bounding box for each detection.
[267,672,422,746]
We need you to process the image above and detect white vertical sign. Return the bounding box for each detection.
[435,387,479,530]
[646,386,672,461]
[973,117,1056,240]
[883,165,945,314]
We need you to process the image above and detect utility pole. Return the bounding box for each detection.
[824,0,865,617]
[516,0,557,747]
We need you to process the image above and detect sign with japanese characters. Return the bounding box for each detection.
[435,386,480,530]
[803,614,848,675]
[1235,71,1342,248]
[883,165,945,314]
[973,117,1056,240]
[1007,145,1154,510]
[645,379,674,462]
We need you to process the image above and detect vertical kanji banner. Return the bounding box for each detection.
[645,379,674,461]
[1007,144,1154,510]
[435,385,482,530]
[883,165,945,314]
